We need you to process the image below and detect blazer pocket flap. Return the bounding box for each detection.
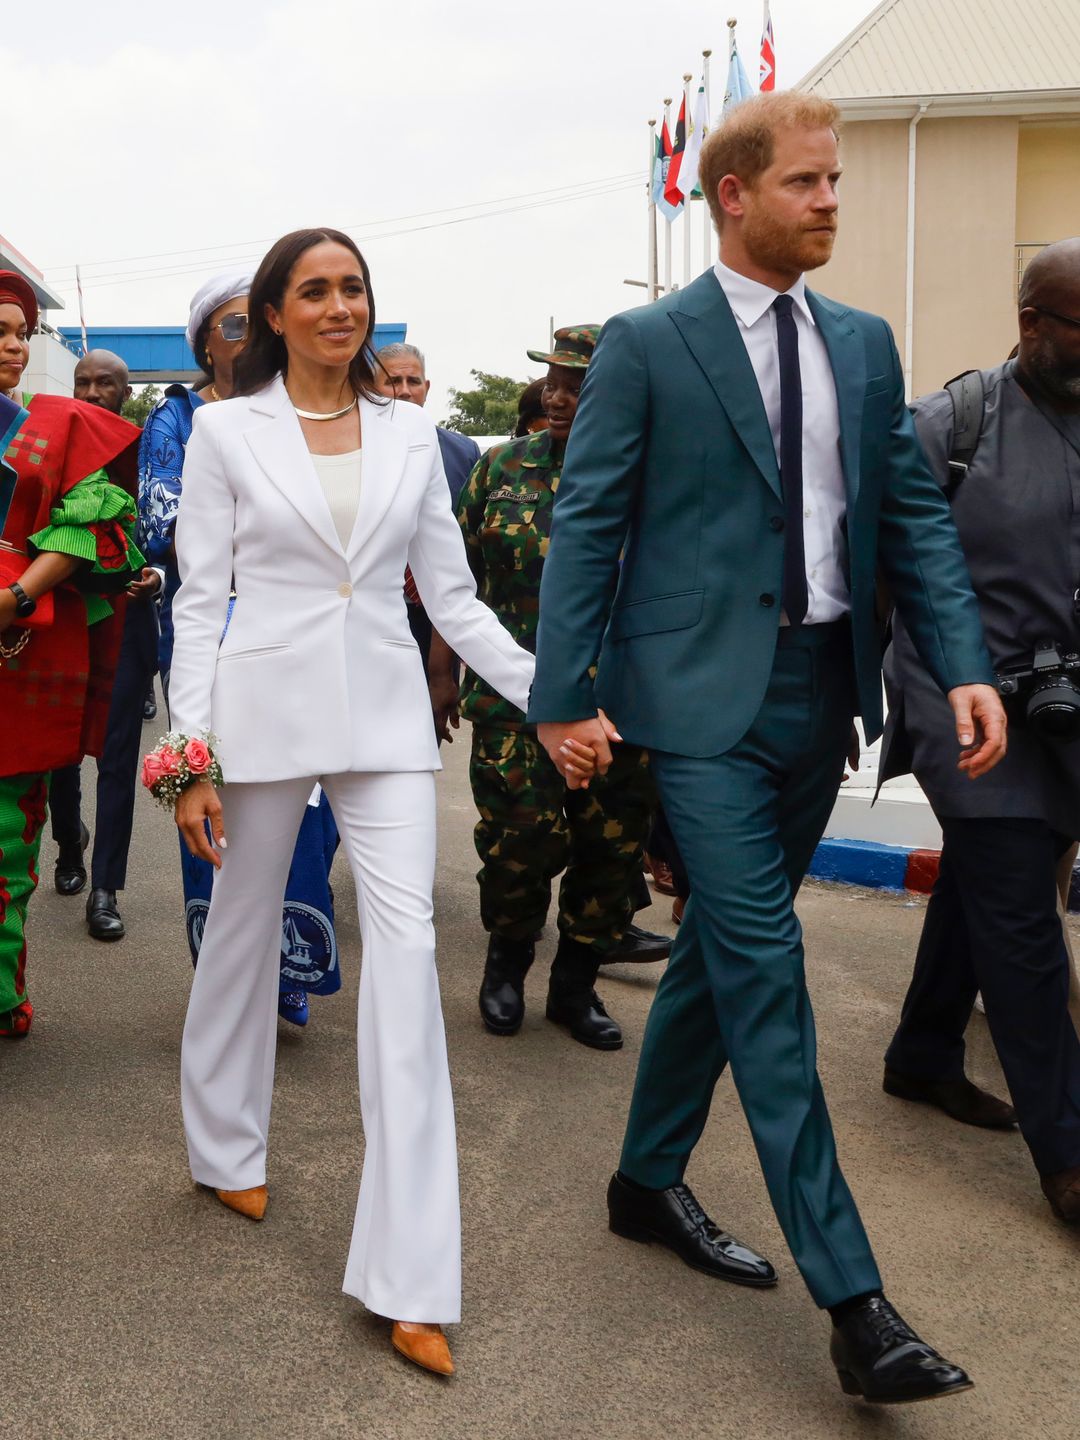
[864,376,891,398]
[407,442,432,452]
[608,589,704,641]
[217,641,293,663]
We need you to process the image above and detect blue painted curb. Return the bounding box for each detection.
[812,836,1080,913]
[809,837,912,892]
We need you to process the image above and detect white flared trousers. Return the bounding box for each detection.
[179,771,461,1324]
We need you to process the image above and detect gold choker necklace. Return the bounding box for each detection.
[293,396,357,422]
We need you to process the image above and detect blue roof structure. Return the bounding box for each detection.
[58,322,408,382]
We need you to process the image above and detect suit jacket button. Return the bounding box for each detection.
[770,516,784,532]
[338,582,353,598]
[759,593,775,607]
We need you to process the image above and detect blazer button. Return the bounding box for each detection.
[759,593,775,607]
[770,516,784,532]
[338,582,353,598]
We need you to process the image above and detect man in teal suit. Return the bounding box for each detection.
[528,92,1006,1406]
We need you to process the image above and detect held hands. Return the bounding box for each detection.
[175,781,227,868]
[537,709,623,790]
[948,683,1008,779]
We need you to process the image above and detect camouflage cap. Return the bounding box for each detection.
[526,324,601,369]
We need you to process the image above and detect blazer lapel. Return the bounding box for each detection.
[244,375,343,557]
[807,290,863,509]
[670,271,781,501]
[345,395,408,563]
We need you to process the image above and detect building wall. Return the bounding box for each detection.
[911,117,1019,394]
[819,119,910,345]
[820,115,1027,397]
[25,331,78,397]
[1016,121,1080,266]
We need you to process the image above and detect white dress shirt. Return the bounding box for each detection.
[713,259,850,624]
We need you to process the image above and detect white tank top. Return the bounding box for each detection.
[310,448,362,548]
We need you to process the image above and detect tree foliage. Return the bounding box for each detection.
[443,370,529,436]
[122,384,163,427]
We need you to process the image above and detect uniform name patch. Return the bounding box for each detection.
[488,486,541,503]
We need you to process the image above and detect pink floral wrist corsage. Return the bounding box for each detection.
[142,730,223,809]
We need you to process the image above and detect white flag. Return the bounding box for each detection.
[680,81,710,200]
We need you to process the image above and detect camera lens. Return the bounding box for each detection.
[1026,677,1080,741]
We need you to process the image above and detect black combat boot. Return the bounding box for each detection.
[546,935,623,1050]
[479,933,535,1036]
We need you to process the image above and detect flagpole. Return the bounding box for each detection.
[681,74,693,289]
[75,265,89,355]
[648,119,659,302]
[663,97,673,294]
[701,49,712,267]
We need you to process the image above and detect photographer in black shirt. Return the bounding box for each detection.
[880,238,1080,1226]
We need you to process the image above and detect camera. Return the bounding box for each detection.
[996,642,1080,741]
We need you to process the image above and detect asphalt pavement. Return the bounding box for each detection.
[3,729,1078,1440]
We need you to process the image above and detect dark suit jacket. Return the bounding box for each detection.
[526,269,992,755]
[437,427,481,508]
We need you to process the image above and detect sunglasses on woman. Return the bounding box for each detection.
[212,313,249,343]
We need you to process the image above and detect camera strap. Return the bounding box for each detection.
[943,369,986,498]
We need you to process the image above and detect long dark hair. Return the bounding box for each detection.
[513,378,548,437]
[232,228,382,400]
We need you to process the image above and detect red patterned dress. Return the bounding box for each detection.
[0,393,142,1032]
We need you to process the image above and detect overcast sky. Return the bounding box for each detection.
[8,0,872,416]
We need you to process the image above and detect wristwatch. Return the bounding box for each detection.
[7,582,36,619]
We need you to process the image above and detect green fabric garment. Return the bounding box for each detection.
[27,467,145,578]
[0,772,48,1011]
[619,627,882,1309]
[526,270,994,753]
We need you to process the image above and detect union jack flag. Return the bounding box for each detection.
[760,1,776,91]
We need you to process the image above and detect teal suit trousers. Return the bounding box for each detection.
[619,623,882,1308]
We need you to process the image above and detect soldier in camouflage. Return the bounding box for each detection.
[455,326,670,1051]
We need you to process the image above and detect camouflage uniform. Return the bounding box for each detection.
[457,413,656,957]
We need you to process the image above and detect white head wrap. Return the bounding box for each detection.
[186,270,254,354]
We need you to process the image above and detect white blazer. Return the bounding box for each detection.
[168,375,534,783]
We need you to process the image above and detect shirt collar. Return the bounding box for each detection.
[713,259,815,330]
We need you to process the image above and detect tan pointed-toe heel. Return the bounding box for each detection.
[391,1321,454,1376]
[213,1184,268,1221]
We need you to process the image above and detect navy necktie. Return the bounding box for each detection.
[773,294,808,628]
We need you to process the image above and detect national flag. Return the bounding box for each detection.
[681,80,710,200]
[724,29,754,115]
[651,117,681,222]
[760,2,776,91]
[663,92,688,210]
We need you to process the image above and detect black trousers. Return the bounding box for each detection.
[49,764,83,849]
[91,599,159,890]
[886,816,1080,1176]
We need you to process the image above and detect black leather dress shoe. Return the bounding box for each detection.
[479,934,534,1036]
[883,1066,1017,1129]
[546,989,623,1049]
[830,1296,973,1404]
[143,693,157,722]
[606,1172,776,1287]
[86,888,125,942]
[598,923,672,965]
[54,821,90,897]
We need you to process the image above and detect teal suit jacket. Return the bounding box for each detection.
[527,270,992,752]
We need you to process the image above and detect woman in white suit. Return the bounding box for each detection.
[164,228,574,1376]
